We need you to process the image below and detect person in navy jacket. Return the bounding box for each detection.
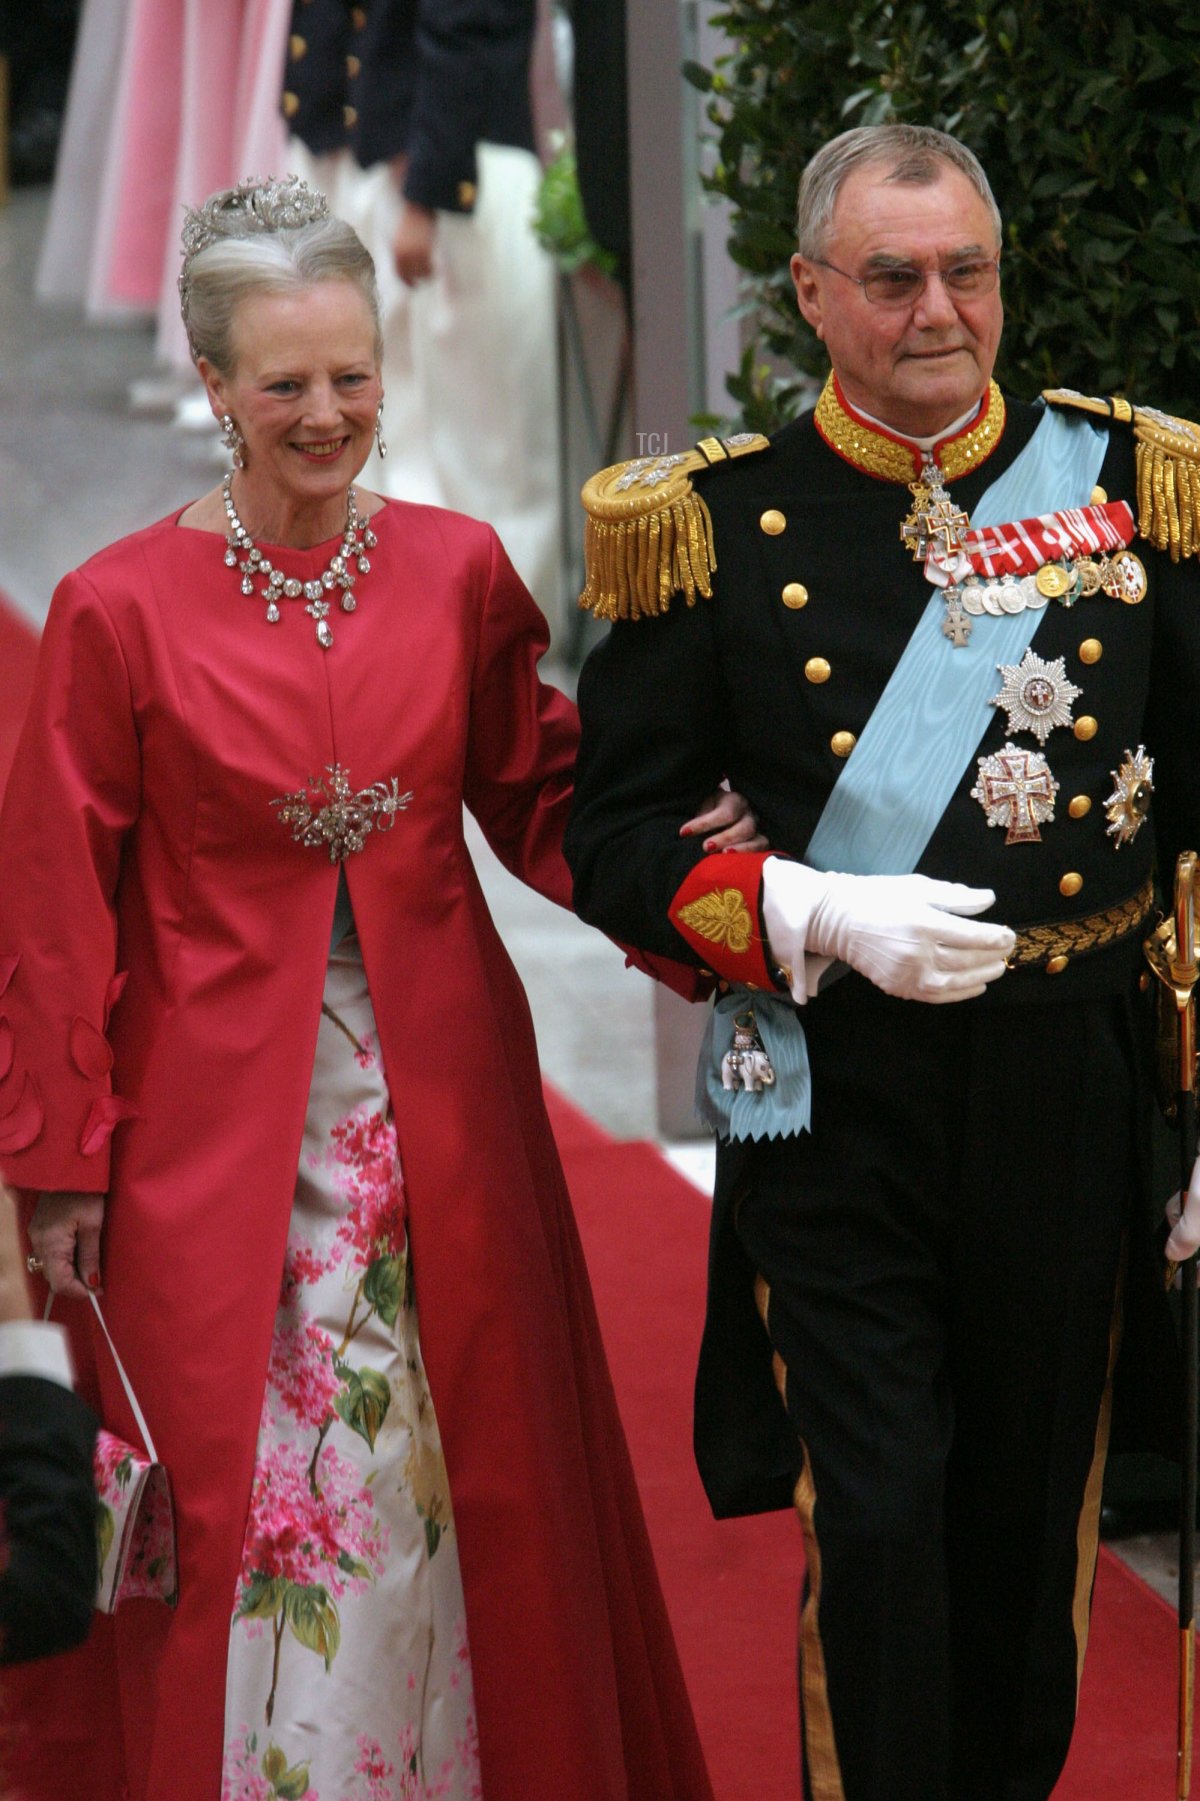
[0,1184,97,1665]
[282,0,536,280]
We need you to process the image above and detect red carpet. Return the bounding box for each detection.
[548,1085,1186,1799]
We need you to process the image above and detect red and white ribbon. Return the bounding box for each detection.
[964,500,1134,578]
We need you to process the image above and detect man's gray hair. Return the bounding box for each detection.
[796,125,1002,260]
[179,176,383,373]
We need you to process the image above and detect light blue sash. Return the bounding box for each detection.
[701,405,1109,1143]
[805,406,1108,874]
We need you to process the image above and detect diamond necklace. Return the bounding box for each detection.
[221,473,378,650]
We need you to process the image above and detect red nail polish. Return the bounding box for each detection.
[86,1271,101,1291]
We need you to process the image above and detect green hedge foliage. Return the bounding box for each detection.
[685,1,1200,432]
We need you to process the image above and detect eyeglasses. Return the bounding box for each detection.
[814,258,1001,309]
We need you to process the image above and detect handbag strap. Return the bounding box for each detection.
[43,1289,160,1463]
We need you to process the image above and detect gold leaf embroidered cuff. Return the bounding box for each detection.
[670,851,774,989]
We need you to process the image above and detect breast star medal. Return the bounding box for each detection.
[972,743,1059,845]
[1104,746,1154,846]
[989,649,1082,745]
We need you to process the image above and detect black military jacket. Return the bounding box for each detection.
[0,1376,98,1664]
[566,393,1200,1008]
[565,390,1198,1516]
[283,0,535,211]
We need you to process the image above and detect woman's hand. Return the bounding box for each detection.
[681,786,768,854]
[29,1192,105,1301]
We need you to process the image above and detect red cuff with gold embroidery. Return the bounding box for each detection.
[669,851,775,990]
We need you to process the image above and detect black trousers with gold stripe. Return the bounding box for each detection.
[732,976,1142,1801]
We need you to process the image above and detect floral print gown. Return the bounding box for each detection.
[222,935,481,1801]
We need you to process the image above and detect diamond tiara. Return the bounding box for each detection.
[178,175,331,309]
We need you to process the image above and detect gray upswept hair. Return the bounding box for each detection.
[796,125,1002,260]
[179,177,383,373]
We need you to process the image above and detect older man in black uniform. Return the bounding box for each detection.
[565,124,1200,1801]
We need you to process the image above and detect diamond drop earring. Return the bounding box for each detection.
[220,413,246,470]
[375,400,387,461]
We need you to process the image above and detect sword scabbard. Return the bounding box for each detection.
[1146,853,1200,1115]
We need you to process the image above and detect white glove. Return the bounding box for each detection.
[761,856,1016,1006]
[1165,1153,1200,1265]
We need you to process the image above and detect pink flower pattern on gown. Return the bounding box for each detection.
[222,939,481,1800]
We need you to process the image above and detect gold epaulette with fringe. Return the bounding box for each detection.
[579,432,770,621]
[1043,388,1200,562]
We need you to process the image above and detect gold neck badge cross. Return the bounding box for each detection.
[901,470,971,562]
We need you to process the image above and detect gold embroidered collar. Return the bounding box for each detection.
[814,374,1006,483]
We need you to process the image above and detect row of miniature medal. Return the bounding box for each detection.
[900,458,1153,851]
[899,458,1148,652]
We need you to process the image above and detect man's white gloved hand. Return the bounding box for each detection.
[761,856,1016,1005]
[1165,1152,1200,1266]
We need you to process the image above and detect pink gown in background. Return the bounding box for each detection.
[37,0,291,368]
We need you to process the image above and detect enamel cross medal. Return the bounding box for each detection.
[900,457,973,646]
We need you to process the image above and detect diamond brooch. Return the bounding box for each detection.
[271,764,413,862]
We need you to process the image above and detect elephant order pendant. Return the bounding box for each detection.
[721,1009,776,1094]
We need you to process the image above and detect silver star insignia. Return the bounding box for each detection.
[990,649,1082,746]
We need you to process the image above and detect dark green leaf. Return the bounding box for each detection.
[283,1582,341,1671]
[333,1363,392,1451]
[363,1257,404,1327]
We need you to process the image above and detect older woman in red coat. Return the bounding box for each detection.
[0,177,751,1801]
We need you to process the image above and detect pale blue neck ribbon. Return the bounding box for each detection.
[699,404,1110,1142]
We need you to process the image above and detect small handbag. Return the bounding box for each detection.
[49,1292,179,1610]
[88,1294,178,1610]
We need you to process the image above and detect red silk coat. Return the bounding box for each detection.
[0,502,713,1801]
